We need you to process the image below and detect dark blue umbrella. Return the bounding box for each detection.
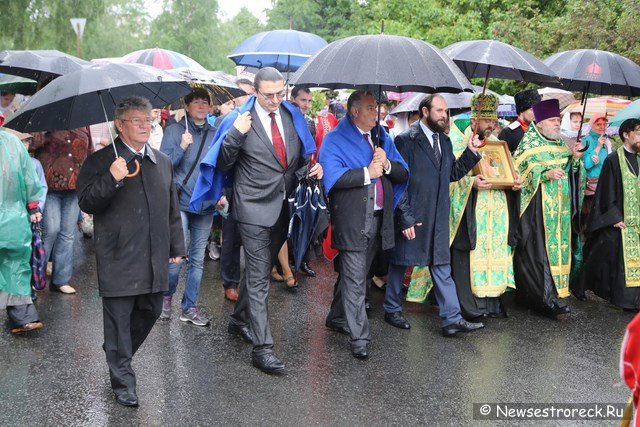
[287,176,328,272]
[228,30,328,73]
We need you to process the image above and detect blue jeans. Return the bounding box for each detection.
[43,190,80,287]
[166,211,213,311]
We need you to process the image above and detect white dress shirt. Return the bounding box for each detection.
[254,100,286,148]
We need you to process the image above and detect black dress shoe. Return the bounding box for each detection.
[252,353,285,374]
[384,311,411,329]
[351,344,369,359]
[115,391,139,407]
[300,262,316,277]
[325,320,350,335]
[228,323,253,344]
[442,318,484,337]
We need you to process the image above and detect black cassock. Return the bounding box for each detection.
[579,150,640,310]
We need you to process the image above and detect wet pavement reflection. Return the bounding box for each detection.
[0,235,633,425]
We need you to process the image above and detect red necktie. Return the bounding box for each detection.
[269,112,287,169]
[364,133,384,209]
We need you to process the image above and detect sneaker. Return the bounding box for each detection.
[179,307,210,326]
[46,262,52,277]
[160,296,172,320]
[208,242,220,260]
[52,284,76,294]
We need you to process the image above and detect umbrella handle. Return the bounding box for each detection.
[126,159,140,178]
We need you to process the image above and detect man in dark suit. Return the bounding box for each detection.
[386,94,485,336]
[217,67,322,374]
[320,91,409,359]
[76,96,185,407]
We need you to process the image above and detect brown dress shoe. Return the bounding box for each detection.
[225,288,239,302]
[11,321,43,334]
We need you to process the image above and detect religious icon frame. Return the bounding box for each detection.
[472,140,518,189]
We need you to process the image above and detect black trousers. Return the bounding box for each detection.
[102,292,162,394]
[231,202,289,355]
[220,211,242,289]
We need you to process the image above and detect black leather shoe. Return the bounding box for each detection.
[228,323,253,344]
[252,353,285,374]
[351,344,369,359]
[115,391,139,407]
[384,311,411,329]
[300,262,316,277]
[325,320,350,335]
[442,319,484,337]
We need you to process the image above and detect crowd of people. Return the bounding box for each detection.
[1,66,639,408]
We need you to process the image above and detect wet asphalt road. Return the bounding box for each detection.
[0,234,634,426]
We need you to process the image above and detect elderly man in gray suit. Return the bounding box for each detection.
[217,67,322,374]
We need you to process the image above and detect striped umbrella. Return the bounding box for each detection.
[122,48,206,71]
[562,96,631,119]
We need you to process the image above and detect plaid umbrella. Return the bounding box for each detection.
[122,48,206,71]
[562,97,631,119]
[30,222,46,291]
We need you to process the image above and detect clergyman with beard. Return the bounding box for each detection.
[446,93,522,321]
[512,99,585,319]
[386,94,486,337]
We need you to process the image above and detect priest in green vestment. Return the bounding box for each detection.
[448,93,521,319]
[580,118,640,310]
[512,99,585,318]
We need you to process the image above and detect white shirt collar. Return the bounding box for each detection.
[254,99,278,119]
[419,119,436,141]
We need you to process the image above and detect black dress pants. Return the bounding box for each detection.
[102,292,163,394]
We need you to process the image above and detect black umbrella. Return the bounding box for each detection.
[443,40,558,84]
[5,63,191,177]
[6,63,191,133]
[0,50,90,85]
[544,49,640,96]
[287,176,329,272]
[290,34,472,94]
[543,49,640,150]
[443,39,557,143]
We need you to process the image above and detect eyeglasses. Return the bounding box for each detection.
[121,117,153,126]
[258,90,286,101]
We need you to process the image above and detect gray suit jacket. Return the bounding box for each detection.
[218,105,304,227]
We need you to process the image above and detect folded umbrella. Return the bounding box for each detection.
[30,222,46,291]
[287,175,329,272]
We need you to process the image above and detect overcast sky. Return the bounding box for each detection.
[146,0,272,23]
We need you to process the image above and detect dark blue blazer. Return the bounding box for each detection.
[390,121,479,266]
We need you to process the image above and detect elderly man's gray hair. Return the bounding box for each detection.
[253,67,284,91]
[115,96,153,121]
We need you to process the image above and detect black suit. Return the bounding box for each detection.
[218,105,307,355]
[76,138,184,396]
[324,131,408,348]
